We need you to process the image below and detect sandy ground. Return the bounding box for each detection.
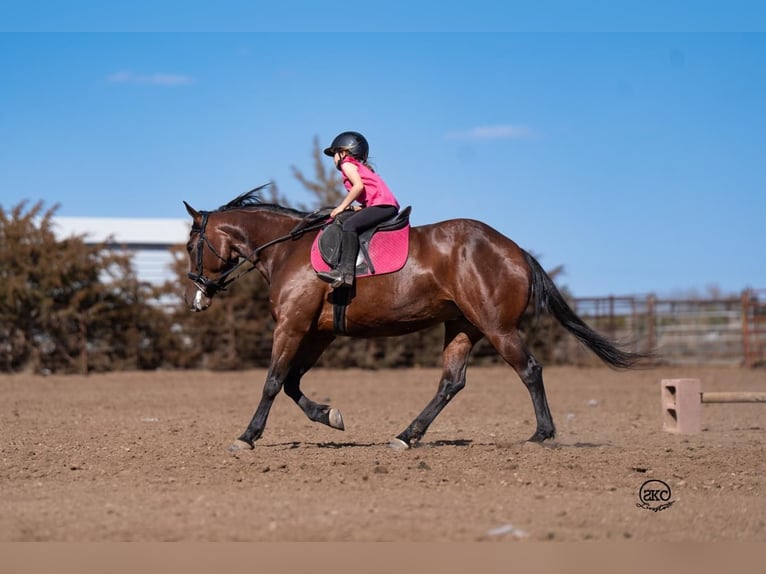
[1,365,764,542]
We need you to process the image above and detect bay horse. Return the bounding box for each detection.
[183,186,647,451]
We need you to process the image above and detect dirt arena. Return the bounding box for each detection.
[1,365,764,542]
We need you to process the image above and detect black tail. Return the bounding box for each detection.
[523,251,649,369]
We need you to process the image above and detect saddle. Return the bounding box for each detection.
[310,206,411,278]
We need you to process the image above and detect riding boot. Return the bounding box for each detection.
[317,231,359,288]
[337,230,359,286]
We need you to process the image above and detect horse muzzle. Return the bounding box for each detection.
[185,285,212,312]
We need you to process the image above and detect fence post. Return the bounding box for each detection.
[647,294,656,355]
[742,289,752,367]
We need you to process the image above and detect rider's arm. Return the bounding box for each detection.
[331,162,364,217]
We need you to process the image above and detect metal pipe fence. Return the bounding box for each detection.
[567,289,766,367]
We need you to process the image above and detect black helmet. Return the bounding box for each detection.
[323,131,369,161]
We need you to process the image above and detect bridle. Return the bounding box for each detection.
[187,209,330,298]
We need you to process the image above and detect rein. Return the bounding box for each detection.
[188,209,330,297]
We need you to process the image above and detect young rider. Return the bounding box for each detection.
[317,131,400,288]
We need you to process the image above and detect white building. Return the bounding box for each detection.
[52,217,191,285]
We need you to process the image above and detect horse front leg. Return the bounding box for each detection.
[230,327,309,451]
[231,366,284,451]
[392,320,483,449]
[282,366,345,431]
[281,332,345,431]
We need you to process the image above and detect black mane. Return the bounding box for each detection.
[217,183,310,216]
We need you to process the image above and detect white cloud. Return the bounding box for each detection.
[445,124,536,141]
[106,71,194,86]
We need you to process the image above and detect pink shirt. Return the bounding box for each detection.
[340,157,400,209]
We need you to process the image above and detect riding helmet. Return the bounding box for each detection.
[323,131,369,161]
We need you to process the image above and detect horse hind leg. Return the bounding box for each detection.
[487,331,556,442]
[393,320,483,449]
[520,353,556,442]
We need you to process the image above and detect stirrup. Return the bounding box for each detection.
[317,269,343,284]
[317,269,353,288]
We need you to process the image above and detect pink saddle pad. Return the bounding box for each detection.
[310,225,410,278]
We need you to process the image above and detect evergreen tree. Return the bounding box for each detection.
[0,200,177,373]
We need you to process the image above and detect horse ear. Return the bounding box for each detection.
[183,201,201,222]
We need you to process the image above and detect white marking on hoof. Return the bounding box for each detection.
[388,438,410,450]
[328,408,345,430]
[228,439,254,453]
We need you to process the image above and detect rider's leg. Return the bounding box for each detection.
[317,205,397,288]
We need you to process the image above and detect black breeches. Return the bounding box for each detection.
[341,205,398,233]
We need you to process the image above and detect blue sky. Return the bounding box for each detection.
[2,5,765,297]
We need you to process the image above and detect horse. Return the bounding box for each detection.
[182,185,648,451]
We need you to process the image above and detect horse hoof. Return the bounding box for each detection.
[228,439,254,453]
[522,439,545,448]
[328,408,345,430]
[388,438,410,450]
[527,431,555,443]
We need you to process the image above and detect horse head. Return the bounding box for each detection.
[183,201,244,312]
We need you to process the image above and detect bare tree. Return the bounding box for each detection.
[290,135,346,210]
